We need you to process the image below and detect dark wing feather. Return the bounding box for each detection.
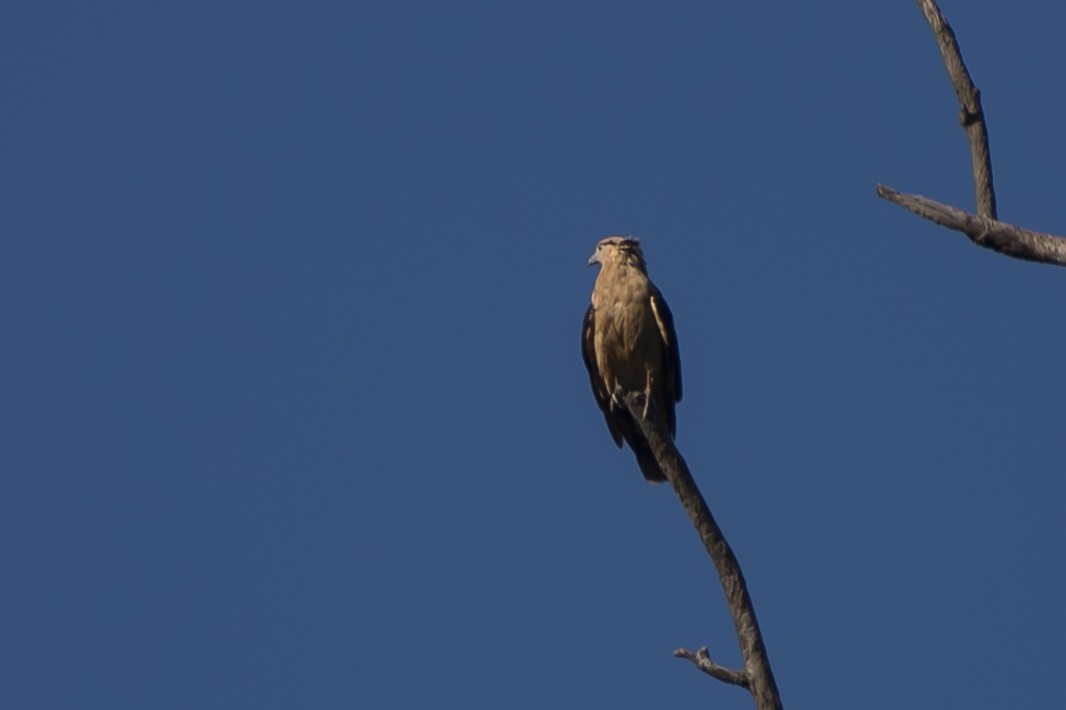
[582,304,623,447]
[649,285,682,437]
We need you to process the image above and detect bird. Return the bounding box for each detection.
[582,236,682,483]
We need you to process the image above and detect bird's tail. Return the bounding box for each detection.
[607,393,670,483]
[634,445,668,483]
[622,419,668,484]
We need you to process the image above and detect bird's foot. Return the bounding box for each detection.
[627,392,648,420]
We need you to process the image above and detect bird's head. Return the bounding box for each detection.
[588,236,646,270]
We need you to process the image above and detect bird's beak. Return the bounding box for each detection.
[588,251,599,266]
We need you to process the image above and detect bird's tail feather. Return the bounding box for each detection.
[622,423,667,483]
[634,447,667,483]
[608,394,669,483]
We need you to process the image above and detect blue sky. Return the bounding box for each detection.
[3,2,1066,708]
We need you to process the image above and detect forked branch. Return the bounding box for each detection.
[877,0,1066,266]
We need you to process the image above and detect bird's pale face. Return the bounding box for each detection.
[588,236,644,268]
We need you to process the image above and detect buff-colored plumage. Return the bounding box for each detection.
[582,237,682,482]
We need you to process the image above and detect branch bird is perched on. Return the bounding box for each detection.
[582,236,682,483]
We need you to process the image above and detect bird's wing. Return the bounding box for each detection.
[649,284,682,435]
[582,304,623,447]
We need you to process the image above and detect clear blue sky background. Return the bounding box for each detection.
[3,2,1065,708]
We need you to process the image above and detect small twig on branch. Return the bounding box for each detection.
[674,646,750,688]
[623,393,782,710]
[877,0,1066,266]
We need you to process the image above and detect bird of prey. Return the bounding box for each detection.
[582,236,682,483]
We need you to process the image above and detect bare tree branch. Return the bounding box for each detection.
[915,0,996,219]
[877,0,1066,266]
[877,185,1066,264]
[623,393,782,710]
